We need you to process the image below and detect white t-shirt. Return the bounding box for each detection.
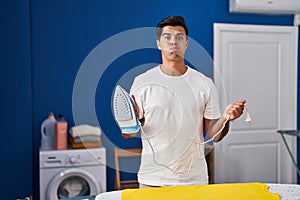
[130,65,221,186]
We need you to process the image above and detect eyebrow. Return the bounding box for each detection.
[162,32,185,36]
[162,33,171,36]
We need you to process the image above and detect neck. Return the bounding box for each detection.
[160,61,187,76]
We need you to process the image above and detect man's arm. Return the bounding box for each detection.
[204,99,246,142]
[204,117,229,142]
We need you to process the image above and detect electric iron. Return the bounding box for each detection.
[113,85,140,134]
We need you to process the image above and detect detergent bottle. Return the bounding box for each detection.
[41,112,56,150]
[55,114,68,150]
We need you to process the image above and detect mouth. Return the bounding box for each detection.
[161,47,182,56]
[169,47,179,52]
[167,48,181,56]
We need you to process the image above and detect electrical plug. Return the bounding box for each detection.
[244,106,252,124]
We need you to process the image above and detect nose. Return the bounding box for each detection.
[169,36,177,45]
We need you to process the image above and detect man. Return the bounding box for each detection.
[123,16,245,187]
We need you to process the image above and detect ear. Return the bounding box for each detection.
[156,39,161,50]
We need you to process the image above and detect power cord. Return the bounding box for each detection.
[142,105,252,174]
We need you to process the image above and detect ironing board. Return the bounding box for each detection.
[95,183,300,200]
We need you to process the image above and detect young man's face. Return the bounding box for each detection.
[157,25,188,61]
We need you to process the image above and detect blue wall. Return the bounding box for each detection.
[0,1,32,199]
[1,0,298,199]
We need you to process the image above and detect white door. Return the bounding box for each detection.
[213,23,298,184]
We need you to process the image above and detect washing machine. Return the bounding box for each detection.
[40,148,106,200]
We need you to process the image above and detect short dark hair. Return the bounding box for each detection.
[156,16,188,39]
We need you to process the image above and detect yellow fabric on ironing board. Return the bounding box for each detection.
[122,182,280,200]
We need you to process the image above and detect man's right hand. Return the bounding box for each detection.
[132,95,145,124]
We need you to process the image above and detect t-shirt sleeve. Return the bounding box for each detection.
[204,80,221,119]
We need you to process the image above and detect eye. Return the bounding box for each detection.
[176,35,184,40]
[163,35,171,40]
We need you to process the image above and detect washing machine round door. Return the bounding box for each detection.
[46,168,101,200]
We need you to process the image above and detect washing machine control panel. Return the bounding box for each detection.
[39,148,106,168]
[67,154,103,165]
